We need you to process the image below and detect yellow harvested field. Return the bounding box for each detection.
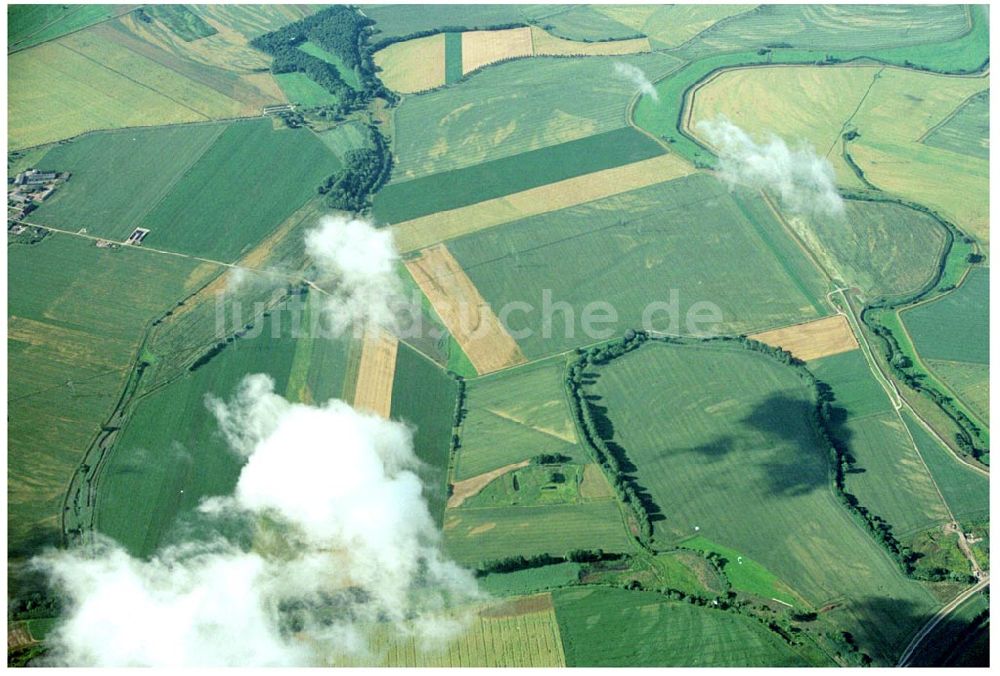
[374,33,446,93]
[352,329,399,418]
[688,65,989,243]
[530,27,650,56]
[392,153,695,252]
[404,244,527,375]
[750,314,859,362]
[462,27,534,74]
[448,460,530,509]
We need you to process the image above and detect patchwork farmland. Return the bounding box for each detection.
[6,3,989,669]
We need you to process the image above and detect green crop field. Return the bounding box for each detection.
[553,587,818,667]
[444,501,632,566]
[373,128,663,223]
[463,463,593,509]
[925,359,989,425]
[95,300,357,557]
[317,120,371,157]
[808,351,893,420]
[923,90,989,160]
[447,174,829,359]
[807,351,952,537]
[902,267,989,365]
[391,52,681,180]
[444,31,463,83]
[584,340,938,661]
[903,412,989,522]
[8,4,122,52]
[454,356,582,481]
[840,413,952,537]
[8,234,212,561]
[364,5,528,42]
[592,5,752,49]
[35,119,342,261]
[31,123,229,233]
[389,343,458,525]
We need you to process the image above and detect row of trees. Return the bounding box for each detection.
[476,549,623,576]
[317,125,393,212]
[566,330,659,543]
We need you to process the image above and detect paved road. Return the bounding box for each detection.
[896,576,990,667]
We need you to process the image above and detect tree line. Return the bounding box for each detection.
[317,124,393,212]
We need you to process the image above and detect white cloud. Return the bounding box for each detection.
[36,375,480,667]
[613,62,659,103]
[696,117,844,217]
[304,215,404,337]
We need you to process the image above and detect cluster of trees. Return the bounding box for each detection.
[250,6,394,114]
[476,549,623,576]
[531,452,571,465]
[317,125,392,212]
[566,330,659,543]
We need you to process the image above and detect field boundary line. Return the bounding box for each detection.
[8,4,139,55]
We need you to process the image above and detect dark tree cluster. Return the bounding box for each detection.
[250,6,395,114]
[317,125,392,212]
[531,453,572,465]
[476,549,623,576]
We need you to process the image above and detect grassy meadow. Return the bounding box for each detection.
[373,127,663,224]
[585,340,938,661]
[447,174,829,359]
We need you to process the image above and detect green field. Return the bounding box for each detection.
[454,356,582,481]
[553,587,818,667]
[444,501,632,566]
[526,5,640,41]
[906,590,989,667]
[903,412,989,522]
[447,174,829,359]
[8,234,212,561]
[924,90,989,160]
[373,127,664,223]
[317,121,371,157]
[8,4,121,52]
[144,5,218,42]
[926,358,989,425]
[391,52,681,180]
[479,561,583,596]
[800,199,947,299]
[34,119,343,261]
[95,298,357,557]
[299,41,361,89]
[275,72,340,106]
[584,340,938,661]
[464,463,590,509]
[808,350,893,420]
[682,535,798,606]
[806,351,952,537]
[389,344,458,525]
[444,31,463,83]
[902,267,989,364]
[678,4,973,59]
